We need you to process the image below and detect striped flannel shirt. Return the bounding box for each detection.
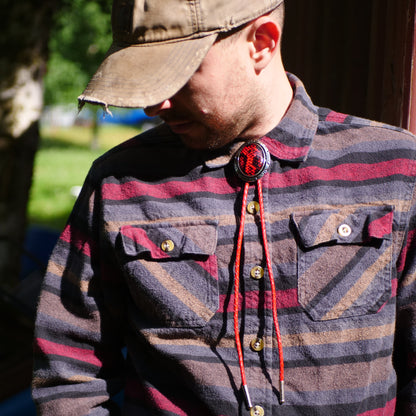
[33,74,416,415]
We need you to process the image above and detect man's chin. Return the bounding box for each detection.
[169,121,235,150]
[179,133,232,150]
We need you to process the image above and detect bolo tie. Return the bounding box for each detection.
[233,140,285,412]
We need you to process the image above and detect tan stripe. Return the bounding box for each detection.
[322,245,392,320]
[269,238,297,264]
[140,259,214,321]
[299,244,359,305]
[216,243,235,269]
[285,355,393,391]
[199,229,297,270]
[32,376,47,388]
[144,332,235,348]
[68,375,95,383]
[181,360,237,388]
[402,269,416,287]
[312,125,406,151]
[183,355,393,392]
[181,359,275,390]
[312,212,343,246]
[38,290,101,333]
[268,200,408,220]
[48,261,89,293]
[39,395,108,415]
[33,374,97,385]
[105,214,237,233]
[145,323,394,350]
[47,260,65,277]
[105,199,408,232]
[282,322,395,347]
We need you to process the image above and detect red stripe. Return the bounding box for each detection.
[125,381,186,415]
[397,228,416,273]
[196,258,218,278]
[60,224,92,257]
[356,398,396,415]
[35,338,103,367]
[102,176,234,201]
[219,288,299,313]
[268,159,416,189]
[368,211,394,239]
[263,136,309,159]
[125,380,211,416]
[325,111,348,123]
[120,226,217,276]
[146,387,187,416]
[377,278,398,312]
[102,160,415,202]
[121,226,169,259]
[391,278,398,298]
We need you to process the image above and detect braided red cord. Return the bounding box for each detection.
[234,181,250,388]
[257,179,284,383]
[234,177,285,407]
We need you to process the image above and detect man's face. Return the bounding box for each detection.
[144,33,261,149]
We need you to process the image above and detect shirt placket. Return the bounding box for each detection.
[233,141,284,414]
[244,183,274,415]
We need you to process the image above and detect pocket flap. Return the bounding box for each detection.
[119,220,218,259]
[292,206,393,249]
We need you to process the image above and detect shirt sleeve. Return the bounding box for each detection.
[394,182,416,416]
[32,171,126,415]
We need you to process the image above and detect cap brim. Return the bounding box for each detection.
[78,34,217,109]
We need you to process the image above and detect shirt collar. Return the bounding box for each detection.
[205,73,318,169]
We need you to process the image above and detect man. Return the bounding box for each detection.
[32,0,416,415]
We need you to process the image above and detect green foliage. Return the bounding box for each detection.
[44,0,112,105]
[28,124,139,230]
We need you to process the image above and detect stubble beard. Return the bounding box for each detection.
[180,105,259,150]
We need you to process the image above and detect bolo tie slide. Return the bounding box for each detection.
[233,141,285,411]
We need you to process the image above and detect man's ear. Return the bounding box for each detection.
[247,17,281,73]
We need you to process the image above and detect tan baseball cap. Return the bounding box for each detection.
[78,0,284,109]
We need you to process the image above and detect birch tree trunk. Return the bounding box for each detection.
[0,0,58,290]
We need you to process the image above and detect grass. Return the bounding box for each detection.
[28,124,140,231]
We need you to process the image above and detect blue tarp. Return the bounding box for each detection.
[20,225,59,280]
[1,226,124,414]
[0,389,36,416]
[97,108,154,125]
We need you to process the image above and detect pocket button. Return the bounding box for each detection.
[337,224,352,238]
[161,239,175,252]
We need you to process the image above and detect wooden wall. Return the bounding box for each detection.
[282,0,416,131]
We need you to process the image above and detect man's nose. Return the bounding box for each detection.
[143,99,173,117]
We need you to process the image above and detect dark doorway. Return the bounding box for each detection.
[282,0,416,131]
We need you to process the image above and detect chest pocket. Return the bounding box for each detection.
[292,206,394,321]
[117,220,219,328]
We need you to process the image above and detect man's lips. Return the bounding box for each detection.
[165,120,195,134]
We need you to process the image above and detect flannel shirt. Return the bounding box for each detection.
[32,74,416,415]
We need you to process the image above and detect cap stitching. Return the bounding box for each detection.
[188,0,198,33]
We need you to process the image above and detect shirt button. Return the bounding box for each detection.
[247,201,260,215]
[250,337,265,352]
[250,266,264,280]
[337,224,352,238]
[160,239,175,252]
[250,405,265,416]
